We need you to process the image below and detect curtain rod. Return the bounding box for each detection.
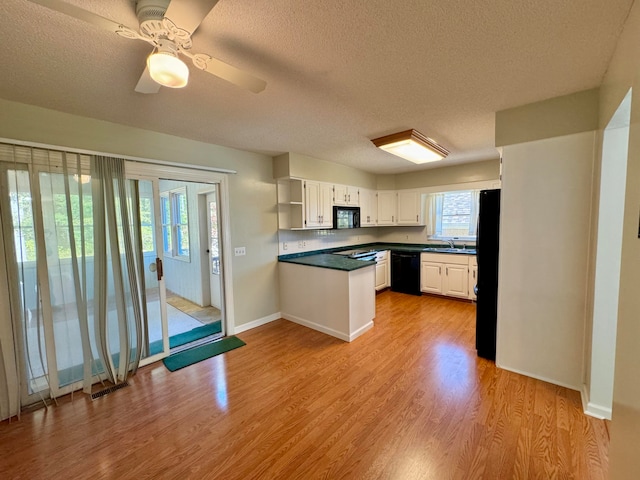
[0,137,238,175]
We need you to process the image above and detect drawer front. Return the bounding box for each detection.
[375,250,389,262]
[420,253,469,265]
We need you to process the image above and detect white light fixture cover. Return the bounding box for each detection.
[147,41,189,88]
[371,129,449,164]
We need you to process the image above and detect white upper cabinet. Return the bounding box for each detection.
[277,177,430,229]
[305,180,333,228]
[360,188,378,226]
[277,178,304,229]
[333,184,359,206]
[377,190,397,225]
[396,190,425,225]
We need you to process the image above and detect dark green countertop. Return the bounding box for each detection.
[278,253,375,271]
[278,242,476,271]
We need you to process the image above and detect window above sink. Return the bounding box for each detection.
[427,189,479,242]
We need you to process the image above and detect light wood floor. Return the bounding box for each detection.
[0,291,608,479]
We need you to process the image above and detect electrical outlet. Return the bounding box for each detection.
[298,241,304,248]
[234,247,246,256]
[303,241,306,247]
[283,242,288,250]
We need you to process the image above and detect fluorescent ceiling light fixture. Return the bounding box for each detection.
[371,129,449,164]
[147,49,189,88]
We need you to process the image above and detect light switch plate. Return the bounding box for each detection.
[234,247,246,256]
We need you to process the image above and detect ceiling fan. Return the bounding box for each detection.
[28,0,267,94]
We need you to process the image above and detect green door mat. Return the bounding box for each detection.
[148,321,222,356]
[169,322,222,349]
[163,336,246,372]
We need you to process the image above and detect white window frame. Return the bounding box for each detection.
[138,193,155,254]
[160,187,190,261]
[422,180,499,243]
[427,189,479,242]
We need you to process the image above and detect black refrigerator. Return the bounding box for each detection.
[475,189,500,361]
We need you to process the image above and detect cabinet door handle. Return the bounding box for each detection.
[439,266,441,275]
[446,267,449,275]
[416,215,418,221]
[473,270,476,279]
[392,215,394,222]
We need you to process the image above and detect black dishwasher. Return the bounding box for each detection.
[391,251,421,296]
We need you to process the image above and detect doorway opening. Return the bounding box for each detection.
[587,88,631,419]
[157,179,225,353]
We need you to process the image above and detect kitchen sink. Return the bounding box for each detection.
[423,247,476,254]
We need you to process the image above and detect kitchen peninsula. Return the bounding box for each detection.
[278,253,375,342]
[278,243,477,342]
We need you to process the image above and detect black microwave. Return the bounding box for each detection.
[333,206,360,229]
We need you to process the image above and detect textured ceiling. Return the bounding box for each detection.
[0,0,633,173]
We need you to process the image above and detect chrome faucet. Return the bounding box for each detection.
[447,239,455,248]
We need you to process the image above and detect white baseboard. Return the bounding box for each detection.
[580,384,612,420]
[348,321,374,341]
[495,362,581,391]
[234,312,281,334]
[282,312,353,342]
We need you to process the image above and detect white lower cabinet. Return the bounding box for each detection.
[420,253,475,299]
[442,263,468,297]
[375,250,390,290]
[420,262,443,294]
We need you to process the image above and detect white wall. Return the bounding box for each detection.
[587,99,629,419]
[0,99,280,329]
[497,131,596,390]
[597,1,640,476]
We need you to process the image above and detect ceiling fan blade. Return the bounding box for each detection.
[27,0,128,34]
[135,67,162,94]
[192,54,266,93]
[164,0,220,35]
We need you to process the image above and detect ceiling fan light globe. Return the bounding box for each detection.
[147,52,189,88]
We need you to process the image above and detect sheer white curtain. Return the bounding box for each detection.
[426,192,444,237]
[426,189,481,239]
[0,145,147,420]
[469,189,480,237]
[91,155,145,385]
[0,170,21,419]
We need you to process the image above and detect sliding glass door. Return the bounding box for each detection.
[0,143,232,418]
[1,157,169,404]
